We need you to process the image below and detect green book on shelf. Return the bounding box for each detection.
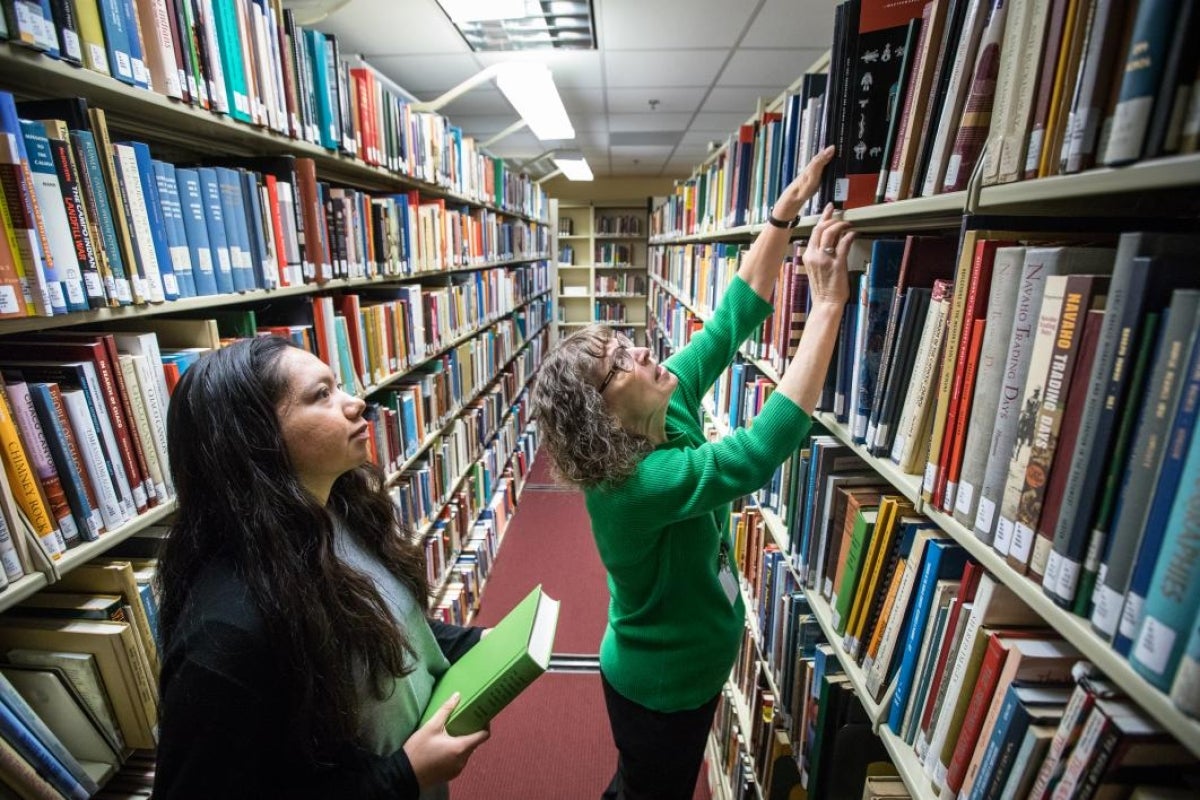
[420,584,559,736]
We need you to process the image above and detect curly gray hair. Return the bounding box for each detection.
[530,325,654,488]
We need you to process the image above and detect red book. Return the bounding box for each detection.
[262,175,290,287]
[294,157,329,283]
[932,239,1002,508]
[944,318,987,509]
[945,631,1009,794]
[917,560,983,739]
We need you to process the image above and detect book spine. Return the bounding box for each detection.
[41,125,105,308]
[59,388,123,532]
[18,120,86,312]
[118,355,166,503]
[1092,290,1200,640]
[8,379,88,544]
[69,130,128,306]
[0,381,66,558]
[110,144,162,303]
[1101,0,1181,165]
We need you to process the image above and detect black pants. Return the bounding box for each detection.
[600,672,720,800]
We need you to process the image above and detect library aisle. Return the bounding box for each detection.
[455,454,711,800]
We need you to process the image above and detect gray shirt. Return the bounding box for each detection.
[333,517,452,800]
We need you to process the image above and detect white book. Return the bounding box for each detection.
[67,360,139,518]
[111,144,165,304]
[111,333,172,496]
[891,282,952,472]
[60,389,125,531]
[992,275,1069,558]
[118,355,166,505]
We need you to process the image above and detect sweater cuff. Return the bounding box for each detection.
[753,391,813,458]
[390,746,422,800]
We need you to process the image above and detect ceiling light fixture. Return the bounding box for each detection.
[551,153,593,181]
[435,0,596,52]
[410,62,575,142]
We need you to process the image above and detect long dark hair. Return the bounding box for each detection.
[158,336,430,758]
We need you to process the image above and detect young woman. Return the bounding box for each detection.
[531,147,853,800]
[154,335,489,799]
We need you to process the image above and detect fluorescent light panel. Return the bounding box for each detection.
[495,63,575,140]
[553,155,593,181]
[436,0,596,52]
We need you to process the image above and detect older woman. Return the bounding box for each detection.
[532,146,854,800]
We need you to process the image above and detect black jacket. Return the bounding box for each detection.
[152,560,480,799]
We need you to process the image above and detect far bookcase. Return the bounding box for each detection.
[554,201,649,344]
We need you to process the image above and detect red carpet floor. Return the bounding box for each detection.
[470,486,608,655]
[455,455,711,800]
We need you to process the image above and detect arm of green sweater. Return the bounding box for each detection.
[598,392,811,529]
[664,276,774,408]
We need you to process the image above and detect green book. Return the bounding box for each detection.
[420,584,559,736]
[832,509,878,635]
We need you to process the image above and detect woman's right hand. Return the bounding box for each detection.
[802,203,854,307]
[403,693,490,788]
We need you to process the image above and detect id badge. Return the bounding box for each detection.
[718,563,738,605]
[718,549,738,605]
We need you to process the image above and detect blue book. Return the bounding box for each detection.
[1115,321,1200,655]
[69,130,131,305]
[213,167,254,292]
[137,581,160,649]
[151,161,196,299]
[0,689,88,799]
[399,391,419,457]
[306,29,338,150]
[727,361,745,429]
[17,119,86,313]
[887,538,969,732]
[173,168,218,297]
[966,684,1072,800]
[852,239,905,442]
[0,670,96,796]
[1102,0,1184,165]
[24,380,100,543]
[119,142,178,301]
[195,168,235,294]
[239,171,269,289]
[211,0,251,122]
[118,0,148,90]
[92,0,135,83]
[1129,408,1200,689]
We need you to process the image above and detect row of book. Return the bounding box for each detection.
[812,228,1200,696]
[594,214,643,236]
[434,425,539,625]
[730,478,1200,799]
[593,274,646,295]
[557,245,575,265]
[0,549,163,798]
[0,272,548,585]
[361,309,548,478]
[592,300,631,323]
[410,383,536,592]
[1,0,549,215]
[593,243,636,266]
[650,0,1200,237]
[658,225,1200,713]
[0,92,551,318]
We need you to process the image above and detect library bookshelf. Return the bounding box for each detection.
[554,201,649,343]
[649,117,1200,800]
[0,24,554,795]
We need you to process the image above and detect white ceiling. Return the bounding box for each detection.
[309,0,835,179]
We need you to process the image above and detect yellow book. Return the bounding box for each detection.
[72,0,112,77]
[847,497,913,656]
[0,175,33,317]
[54,559,160,676]
[0,385,63,561]
[1038,0,1087,177]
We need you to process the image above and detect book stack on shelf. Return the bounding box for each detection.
[647,2,1200,798]
[0,4,554,796]
[552,201,649,341]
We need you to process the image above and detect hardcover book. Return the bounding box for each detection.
[420,584,558,736]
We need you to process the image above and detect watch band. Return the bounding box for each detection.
[767,212,800,229]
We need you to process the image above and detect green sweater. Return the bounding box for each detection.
[584,276,812,712]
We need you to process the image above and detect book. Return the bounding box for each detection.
[419,584,558,736]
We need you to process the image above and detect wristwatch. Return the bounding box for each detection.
[767,211,801,229]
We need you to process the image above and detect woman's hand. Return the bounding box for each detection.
[403,693,490,788]
[772,145,836,220]
[802,204,854,307]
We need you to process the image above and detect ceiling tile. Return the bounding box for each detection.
[717,48,825,88]
[370,53,484,94]
[609,145,676,159]
[606,87,706,115]
[700,86,781,114]
[688,112,754,133]
[439,87,512,115]
[321,0,470,56]
[605,50,725,88]
[596,0,750,49]
[742,0,837,49]
[560,89,606,114]
[607,113,693,133]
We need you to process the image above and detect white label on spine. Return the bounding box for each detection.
[944,155,962,188]
[923,462,938,494]
[0,286,19,315]
[88,44,109,73]
[993,516,1015,555]
[62,29,82,62]
[162,274,179,296]
[83,273,103,298]
[1119,593,1144,641]
[1132,615,1175,676]
[955,482,975,516]
[975,496,996,536]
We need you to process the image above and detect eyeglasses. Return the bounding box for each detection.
[597,340,634,394]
